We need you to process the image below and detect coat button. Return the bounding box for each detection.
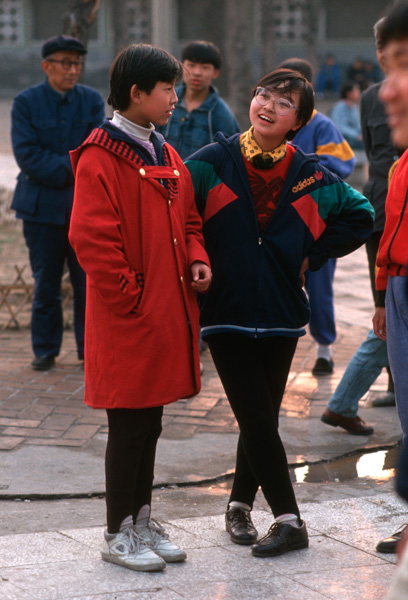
[180,276,184,283]
[173,169,180,176]
[174,238,178,245]
[139,168,146,176]
[168,200,172,206]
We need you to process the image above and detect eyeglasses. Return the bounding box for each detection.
[254,87,299,115]
[46,58,84,71]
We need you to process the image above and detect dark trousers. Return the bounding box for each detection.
[304,257,337,346]
[207,333,300,518]
[105,406,163,533]
[23,220,86,358]
[365,230,383,304]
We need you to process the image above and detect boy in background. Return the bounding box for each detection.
[157,40,240,158]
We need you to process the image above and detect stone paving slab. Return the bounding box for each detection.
[0,498,403,600]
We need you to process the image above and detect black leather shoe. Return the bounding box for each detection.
[371,392,395,407]
[31,356,55,371]
[376,525,407,553]
[252,520,309,557]
[225,507,258,545]
[312,358,334,376]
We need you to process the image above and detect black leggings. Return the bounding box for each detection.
[105,406,163,533]
[207,333,299,518]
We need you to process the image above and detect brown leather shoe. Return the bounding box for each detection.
[321,408,374,435]
[225,507,258,545]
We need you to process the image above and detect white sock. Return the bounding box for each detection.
[229,501,251,511]
[119,515,133,531]
[317,344,331,361]
[135,504,150,526]
[276,513,301,528]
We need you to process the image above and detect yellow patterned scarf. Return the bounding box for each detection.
[239,126,287,165]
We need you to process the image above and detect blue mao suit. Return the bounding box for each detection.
[11,78,105,359]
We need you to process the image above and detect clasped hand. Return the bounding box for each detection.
[191,261,212,293]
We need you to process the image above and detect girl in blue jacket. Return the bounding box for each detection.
[186,69,374,558]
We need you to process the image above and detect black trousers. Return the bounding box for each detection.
[365,230,383,304]
[207,333,300,518]
[105,406,163,533]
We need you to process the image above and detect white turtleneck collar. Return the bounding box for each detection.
[112,111,155,142]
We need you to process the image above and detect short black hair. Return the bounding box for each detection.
[278,58,314,84]
[253,69,314,140]
[374,17,387,50]
[382,2,408,47]
[340,80,358,99]
[181,41,221,69]
[108,44,182,111]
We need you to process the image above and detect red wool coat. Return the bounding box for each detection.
[69,128,209,409]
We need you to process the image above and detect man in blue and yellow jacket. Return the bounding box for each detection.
[280,58,356,376]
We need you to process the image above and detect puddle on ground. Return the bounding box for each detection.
[292,447,399,484]
[193,447,400,493]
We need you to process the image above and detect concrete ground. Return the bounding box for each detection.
[0,99,405,599]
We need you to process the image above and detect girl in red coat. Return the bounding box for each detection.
[69,44,211,572]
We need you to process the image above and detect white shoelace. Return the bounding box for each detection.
[138,519,169,547]
[120,526,150,553]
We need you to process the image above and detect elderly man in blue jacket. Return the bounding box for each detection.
[11,35,105,370]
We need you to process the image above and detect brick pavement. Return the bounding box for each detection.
[0,318,385,452]
[0,239,387,452]
[0,326,235,450]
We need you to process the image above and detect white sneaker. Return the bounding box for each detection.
[101,526,166,571]
[135,518,187,563]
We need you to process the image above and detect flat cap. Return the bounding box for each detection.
[42,35,87,58]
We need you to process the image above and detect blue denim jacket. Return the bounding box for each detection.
[156,83,240,159]
[11,79,105,225]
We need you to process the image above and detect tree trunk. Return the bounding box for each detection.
[63,0,101,48]
[304,0,322,74]
[224,0,254,129]
[110,0,152,58]
[260,0,277,76]
[62,0,102,81]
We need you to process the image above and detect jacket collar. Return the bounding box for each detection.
[44,78,76,103]
[101,118,166,166]
[214,131,319,165]
[213,131,320,203]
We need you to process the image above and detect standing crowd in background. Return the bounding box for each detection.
[8,2,408,598]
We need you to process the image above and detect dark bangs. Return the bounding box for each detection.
[252,69,314,139]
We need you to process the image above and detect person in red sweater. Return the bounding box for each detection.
[69,44,211,573]
[372,1,408,566]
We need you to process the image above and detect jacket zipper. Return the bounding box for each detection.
[222,136,316,338]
